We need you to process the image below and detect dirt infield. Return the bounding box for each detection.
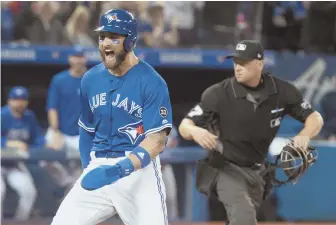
[2,220,336,225]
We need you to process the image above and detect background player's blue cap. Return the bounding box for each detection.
[69,45,85,56]
[8,86,29,100]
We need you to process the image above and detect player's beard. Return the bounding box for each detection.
[100,49,128,71]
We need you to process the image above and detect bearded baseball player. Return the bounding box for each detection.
[52,9,172,225]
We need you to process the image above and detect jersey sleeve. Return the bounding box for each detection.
[78,76,94,169]
[142,84,173,136]
[285,82,315,123]
[78,79,95,133]
[185,85,219,128]
[46,77,60,110]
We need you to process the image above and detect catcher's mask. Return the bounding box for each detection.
[270,140,318,186]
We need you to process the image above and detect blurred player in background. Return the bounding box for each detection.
[46,46,87,152]
[43,46,88,193]
[162,125,180,221]
[1,86,40,221]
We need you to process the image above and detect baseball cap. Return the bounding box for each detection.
[70,45,85,56]
[226,40,264,61]
[8,86,29,100]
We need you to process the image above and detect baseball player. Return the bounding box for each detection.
[52,9,173,225]
[43,49,87,190]
[1,86,40,221]
[45,46,87,188]
[46,46,87,152]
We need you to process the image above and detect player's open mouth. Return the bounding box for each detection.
[105,50,115,59]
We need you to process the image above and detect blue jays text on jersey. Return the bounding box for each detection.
[1,105,45,148]
[78,59,173,158]
[89,93,143,119]
[47,70,82,136]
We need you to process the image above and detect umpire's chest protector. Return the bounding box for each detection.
[219,75,286,142]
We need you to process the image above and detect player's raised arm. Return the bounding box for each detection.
[78,78,95,169]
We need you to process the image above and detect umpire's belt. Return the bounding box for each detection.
[209,151,262,171]
[225,159,262,171]
[94,151,126,158]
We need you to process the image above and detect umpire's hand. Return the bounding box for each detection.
[190,126,218,150]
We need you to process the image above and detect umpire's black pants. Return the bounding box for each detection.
[215,162,265,225]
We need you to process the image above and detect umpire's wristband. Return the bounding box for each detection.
[131,146,151,168]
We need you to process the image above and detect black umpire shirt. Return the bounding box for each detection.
[185,72,315,166]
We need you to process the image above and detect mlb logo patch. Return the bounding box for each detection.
[236,44,247,51]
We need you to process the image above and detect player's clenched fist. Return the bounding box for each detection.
[81,158,135,190]
[190,126,218,150]
[81,165,119,190]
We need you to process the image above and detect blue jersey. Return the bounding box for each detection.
[47,70,82,136]
[1,105,45,148]
[78,60,173,159]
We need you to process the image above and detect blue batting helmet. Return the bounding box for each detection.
[95,9,138,52]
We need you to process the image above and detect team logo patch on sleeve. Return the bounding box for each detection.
[118,120,145,144]
[160,107,168,118]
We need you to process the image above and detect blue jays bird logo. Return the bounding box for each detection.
[118,120,145,144]
[105,13,118,23]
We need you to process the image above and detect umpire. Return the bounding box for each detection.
[178,40,324,225]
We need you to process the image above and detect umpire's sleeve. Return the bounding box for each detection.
[78,80,94,169]
[285,82,315,123]
[185,84,219,128]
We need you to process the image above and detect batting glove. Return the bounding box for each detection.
[81,158,134,190]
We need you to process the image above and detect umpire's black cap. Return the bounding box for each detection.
[226,40,264,61]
